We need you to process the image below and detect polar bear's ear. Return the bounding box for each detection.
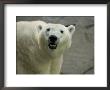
[68,25,75,35]
[37,25,43,33]
[38,25,42,30]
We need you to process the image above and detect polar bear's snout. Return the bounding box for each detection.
[49,35,57,43]
[48,35,58,50]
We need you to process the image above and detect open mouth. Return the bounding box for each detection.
[48,43,57,49]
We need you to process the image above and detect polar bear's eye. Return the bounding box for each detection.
[60,30,64,34]
[47,28,50,32]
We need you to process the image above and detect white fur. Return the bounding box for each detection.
[16,21,75,74]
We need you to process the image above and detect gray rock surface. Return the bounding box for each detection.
[16,16,94,74]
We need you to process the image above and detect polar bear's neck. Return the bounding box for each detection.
[37,48,63,74]
[50,55,63,74]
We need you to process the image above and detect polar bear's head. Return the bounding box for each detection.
[36,22,75,57]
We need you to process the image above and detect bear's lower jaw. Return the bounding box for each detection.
[48,43,57,49]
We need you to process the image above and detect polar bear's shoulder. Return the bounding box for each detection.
[17,20,46,27]
[17,20,47,34]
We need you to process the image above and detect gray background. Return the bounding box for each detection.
[16,16,94,74]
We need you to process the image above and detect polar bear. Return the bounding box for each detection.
[16,21,75,74]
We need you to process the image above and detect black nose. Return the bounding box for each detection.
[49,35,57,43]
